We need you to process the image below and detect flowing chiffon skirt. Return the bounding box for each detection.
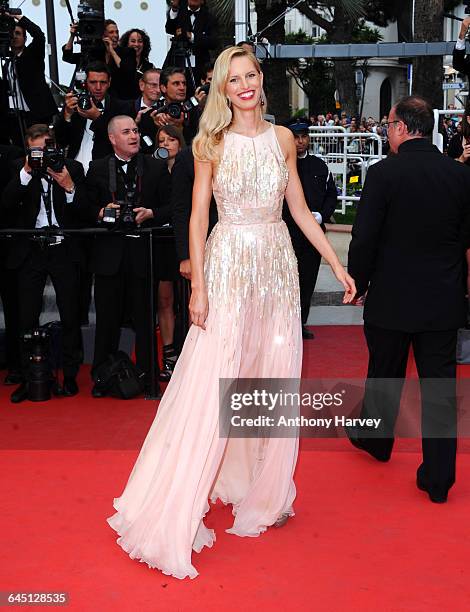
[108,125,302,579]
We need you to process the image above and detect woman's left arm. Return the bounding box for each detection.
[277,126,356,303]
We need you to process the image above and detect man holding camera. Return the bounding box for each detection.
[79,115,171,397]
[0,13,57,146]
[1,124,85,403]
[55,61,131,174]
[132,68,163,154]
[153,66,202,144]
[165,0,217,89]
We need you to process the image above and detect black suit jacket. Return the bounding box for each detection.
[165,5,217,79]
[54,95,133,162]
[1,17,57,119]
[78,153,171,277]
[348,138,470,332]
[0,159,86,269]
[453,46,470,79]
[283,154,337,247]
[172,147,218,262]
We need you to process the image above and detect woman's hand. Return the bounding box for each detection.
[333,266,357,303]
[189,287,209,330]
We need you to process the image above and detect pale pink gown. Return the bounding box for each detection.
[107,124,302,579]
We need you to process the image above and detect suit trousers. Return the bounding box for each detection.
[361,323,458,494]
[93,251,154,378]
[293,239,322,325]
[17,242,82,378]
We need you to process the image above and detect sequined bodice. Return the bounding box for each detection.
[213,124,289,225]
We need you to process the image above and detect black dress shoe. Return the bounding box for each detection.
[63,377,79,397]
[302,325,315,340]
[11,382,29,404]
[91,384,107,398]
[4,371,23,386]
[345,425,391,462]
[416,478,448,504]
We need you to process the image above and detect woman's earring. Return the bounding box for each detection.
[226,97,232,108]
[260,93,265,107]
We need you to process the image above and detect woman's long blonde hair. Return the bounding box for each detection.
[192,46,263,162]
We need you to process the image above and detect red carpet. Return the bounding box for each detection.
[1,326,470,611]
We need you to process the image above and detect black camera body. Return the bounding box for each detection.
[22,328,53,401]
[155,96,199,119]
[465,2,470,15]
[28,138,65,176]
[77,0,104,54]
[199,83,210,95]
[0,0,21,57]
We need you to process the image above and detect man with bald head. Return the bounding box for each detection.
[347,96,470,503]
[79,116,171,396]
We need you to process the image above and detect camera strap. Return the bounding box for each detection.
[108,154,143,205]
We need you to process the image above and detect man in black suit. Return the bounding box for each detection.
[452,16,470,80]
[55,61,131,174]
[79,116,171,396]
[153,66,202,145]
[283,119,337,339]
[172,147,218,281]
[1,125,85,402]
[132,69,163,154]
[165,0,217,89]
[0,14,57,147]
[347,96,470,503]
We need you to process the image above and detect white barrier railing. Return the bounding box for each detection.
[308,126,384,215]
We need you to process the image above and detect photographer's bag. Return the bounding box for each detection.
[92,351,145,399]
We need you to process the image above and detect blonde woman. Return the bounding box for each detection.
[108,46,355,579]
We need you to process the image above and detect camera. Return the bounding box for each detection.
[22,328,53,401]
[198,83,210,95]
[103,194,140,229]
[155,96,200,119]
[28,138,65,175]
[0,0,21,57]
[465,2,470,15]
[153,147,169,161]
[72,69,94,111]
[77,0,104,52]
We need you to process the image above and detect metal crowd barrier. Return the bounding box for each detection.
[0,226,189,401]
[308,126,384,215]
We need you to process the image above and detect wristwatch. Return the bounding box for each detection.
[65,184,75,194]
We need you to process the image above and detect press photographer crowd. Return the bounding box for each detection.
[0,0,469,406]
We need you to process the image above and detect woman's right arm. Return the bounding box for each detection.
[188,159,213,329]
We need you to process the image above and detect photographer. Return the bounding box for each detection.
[62,19,137,101]
[153,66,202,144]
[0,13,57,146]
[0,124,85,403]
[55,61,131,174]
[132,68,162,154]
[453,17,470,79]
[79,115,171,397]
[283,119,338,340]
[164,0,217,88]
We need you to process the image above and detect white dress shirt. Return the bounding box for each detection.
[20,168,74,229]
[74,98,106,174]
